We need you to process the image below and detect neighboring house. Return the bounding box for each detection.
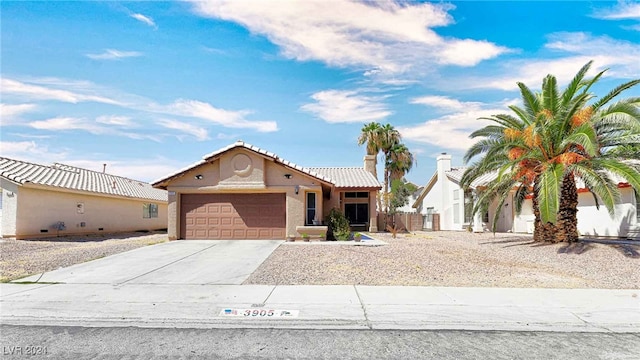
[413,153,640,239]
[0,157,168,239]
[152,141,381,240]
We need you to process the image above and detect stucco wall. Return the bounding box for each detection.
[512,187,638,237]
[165,149,327,239]
[420,177,464,231]
[13,186,167,239]
[0,180,19,237]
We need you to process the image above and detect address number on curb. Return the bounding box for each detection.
[219,309,299,318]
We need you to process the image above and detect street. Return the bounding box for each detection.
[2,325,639,360]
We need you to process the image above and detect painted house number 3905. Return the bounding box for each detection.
[244,309,275,317]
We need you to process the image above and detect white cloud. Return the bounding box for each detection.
[130,13,157,28]
[398,97,512,151]
[188,0,508,79]
[29,117,108,134]
[96,115,136,127]
[0,141,68,161]
[157,119,209,141]
[456,32,640,90]
[592,1,640,20]
[85,49,143,60]
[0,103,37,124]
[410,95,483,112]
[153,99,278,132]
[1,78,120,104]
[300,89,391,123]
[2,76,278,134]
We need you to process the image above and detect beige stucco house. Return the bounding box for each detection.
[0,157,168,239]
[152,141,381,240]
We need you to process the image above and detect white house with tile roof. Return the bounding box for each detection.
[0,157,168,239]
[152,141,382,240]
[413,154,640,239]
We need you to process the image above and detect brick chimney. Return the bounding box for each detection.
[363,155,376,175]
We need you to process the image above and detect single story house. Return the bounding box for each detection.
[0,157,168,239]
[412,153,640,239]
[152,141,381,240]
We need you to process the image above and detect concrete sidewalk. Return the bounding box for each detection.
[1,283,638,333]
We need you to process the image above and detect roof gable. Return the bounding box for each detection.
[0,157,167,202]
[152,141,381,189]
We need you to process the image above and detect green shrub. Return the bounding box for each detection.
[326,208,350,241]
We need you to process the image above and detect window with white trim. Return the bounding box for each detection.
[306,192,317,225]
[143,203,158,218]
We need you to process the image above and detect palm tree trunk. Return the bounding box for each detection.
[532,183,557,242]
[556,173,579,243]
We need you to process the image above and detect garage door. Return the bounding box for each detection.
[180,193,286,240]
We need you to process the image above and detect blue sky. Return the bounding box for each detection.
[2,1,640,185]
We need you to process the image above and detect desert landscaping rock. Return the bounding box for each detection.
[0,232,167,282]
[244,231,640,289]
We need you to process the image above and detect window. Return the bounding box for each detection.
[345,203,369,224]
[453,203,460,224]
[143,203,158,218]
[464,190,473,223]
[306,192,317,225]
[453,189,460,201]
[344,192,369,198]
[636,190,640,222]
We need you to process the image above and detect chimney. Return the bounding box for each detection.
[363,155,376,175]
[102,164,107,173]
[437,153,452,178]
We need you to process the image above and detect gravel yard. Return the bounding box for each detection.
[0,232,168,282]
[244,231,640,289]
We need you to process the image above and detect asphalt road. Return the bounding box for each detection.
[2,325,639,359]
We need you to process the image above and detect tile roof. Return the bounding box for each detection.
[0,157,167,202]
[308,167,381,189]
[153,141,381,189]
[446,167,497,188]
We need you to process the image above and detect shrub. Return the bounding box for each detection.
[326,208,350,241]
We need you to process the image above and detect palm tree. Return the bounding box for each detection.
[358,122,384,212]
[387,143,415,213]
[357,122,383,179]
[463,61,640,242]
[378,124,402,216]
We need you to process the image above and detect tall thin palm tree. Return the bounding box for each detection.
[378,124,402,216]
[358,122,384,212]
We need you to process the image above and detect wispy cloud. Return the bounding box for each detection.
[449,32,640,90]
[592,1,640,20]
[157,119,209,141]
[85,49,143,60]
[0,103,37,124]
[409,96,484,112]
[188,0,509,81]
[0,140,68,160]
[29,117,108,134]
[2,76,279,135]
[399,98,513,151]
[96,115,136,127]
[153,99,278,132]
[300,89,391,123]
[130,13,157,28]
[1,78,121,104]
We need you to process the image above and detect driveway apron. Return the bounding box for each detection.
[16,240,282,285]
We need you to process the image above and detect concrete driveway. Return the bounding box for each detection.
[17,240,282,285]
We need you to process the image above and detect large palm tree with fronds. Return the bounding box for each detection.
[358,122,384,211]
[462,61,640,242]
[378,124,402,215]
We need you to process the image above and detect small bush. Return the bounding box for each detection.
[326,208,350,241]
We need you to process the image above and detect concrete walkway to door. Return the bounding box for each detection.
[16,240,283,285]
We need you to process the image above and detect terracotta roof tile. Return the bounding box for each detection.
[0,157,167,202]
